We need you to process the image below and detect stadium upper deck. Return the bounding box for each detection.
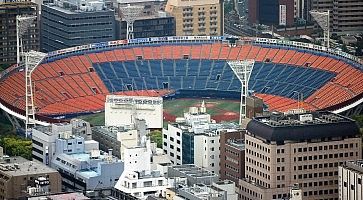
[0,36,362,120]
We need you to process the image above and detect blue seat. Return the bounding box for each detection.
[112,62,128,78]
[183,76,195,89]
[162,60,175,76]
[175,60,187,76]
[187,60,200,76]
[149,60,162,77]
[124,61,140,77]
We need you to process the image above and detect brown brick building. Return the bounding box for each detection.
[220,130,245,185]
[0,156,61,200]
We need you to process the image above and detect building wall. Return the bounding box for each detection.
[165,0,222,36]
[339,163,363,200]
[239,133,362,200]
[219,131,245,185]
[105,96,163,129]
[40,4,115,52]
[194,133,220,175]
[0,2,39,67]
[92,128,122,158]
[163,124,183,165]
[32,128,59,165]
[0,170,61,199]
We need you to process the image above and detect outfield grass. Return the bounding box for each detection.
[77,98,240,126]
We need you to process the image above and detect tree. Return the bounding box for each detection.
[0,135,32,160]
[342,44,348,52]
[149,130,162,148]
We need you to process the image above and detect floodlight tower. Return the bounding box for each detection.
[120,4,144,40]
[16,15,37,64]
[24,50,47,138]
[227,60,255,125]
[310,10,330,48]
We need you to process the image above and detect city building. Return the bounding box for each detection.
[40,0,115,52]
[239,111,362,200]
[165,0,223,36]
[339,160,363,200]
[166,180,238,200]
[32,120,92,165]
[28,192,90,200]
[0,1,39,67]
[114,127,183,199]
[117,0,175,39]
[248,0,294,26]
[51,133,123,192]
[163,103,239,174]
[105,95,163,129]
[92,119,149,159]
[0,156,61,199]
[311,0,363,34]
[167,164,219,186]
[219,130,245,185]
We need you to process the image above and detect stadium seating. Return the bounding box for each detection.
[1,42,362,117]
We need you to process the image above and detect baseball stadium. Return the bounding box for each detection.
[0,36,362,125]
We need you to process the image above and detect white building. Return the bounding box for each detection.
[163,103,239,174]
[114,126,181,199]
[339,160,363,200]
[105,95,163,129]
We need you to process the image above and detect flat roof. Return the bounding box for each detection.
[0,156,58,177]
[28,192,90,200]
[247,111,360,142]
[170,164,217,178]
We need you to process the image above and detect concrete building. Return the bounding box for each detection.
[114,129,182,199]
[339,160,363,200]
[40,0,115,52]
[238,111,362,200]
[163,104,239,174]
[117,0,175,39]
[0,156,61,199]
[248,0,295,26]
[32,120,92,165]
[105,95,163,129]
[0,1,39,67]
[165,0,223,36]
[311,0,363,35]
[167,164,219,186]
[219,130,245,185]
[50,132,123,192]
[28,192,90,200]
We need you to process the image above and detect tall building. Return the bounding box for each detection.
[311,0,363,34]
[0,156,61,199]
[219,130,245,185]
[239,112,362,200]
[248,0,294,26]
[165,0,223,36]
[339,160,363,200]
[0,1,39,67]
[117,0,175,39]
[40,0,115,52]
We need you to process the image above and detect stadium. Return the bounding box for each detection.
[0,36,362,125]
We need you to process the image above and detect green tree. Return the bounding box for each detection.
[149,130,162,148]
[0,135,32,160]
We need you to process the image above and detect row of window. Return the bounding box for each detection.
[294,152,358,162]
[245,139,270,153]
[294,171,338,180]
[294,143,357,153]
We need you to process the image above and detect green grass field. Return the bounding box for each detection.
[78,98,240,126]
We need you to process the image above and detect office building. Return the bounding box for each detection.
[0,1,39,67]
[311,0,363,34]
[0,156,61,199]
[339,160,363,200]
[219,130,245,185]
[248,0,294,26]
[32,121,92,165]
[117,0,175,39]
[40,0,115,52]
[163,104,239,174]
[165,0,223,36]
[28,192,90,200]
[238,111,362,200]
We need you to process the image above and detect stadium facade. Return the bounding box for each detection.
[0,36,362,125]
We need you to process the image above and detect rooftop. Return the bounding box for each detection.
[247,111,360,142]
[227,139,245,150]
[170,164,217,178]
[343,160,363,175]
[0,156,58,177]
[28,192,90,200]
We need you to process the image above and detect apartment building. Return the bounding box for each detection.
[339,160,363,200]
[165,0,223,36]
[238,112,362,200]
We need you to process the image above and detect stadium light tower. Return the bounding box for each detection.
[310,10,330,48]
[24,50,47,138]
[120,4,144,40]
[17,15,37,64]
[227,60,255,125]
